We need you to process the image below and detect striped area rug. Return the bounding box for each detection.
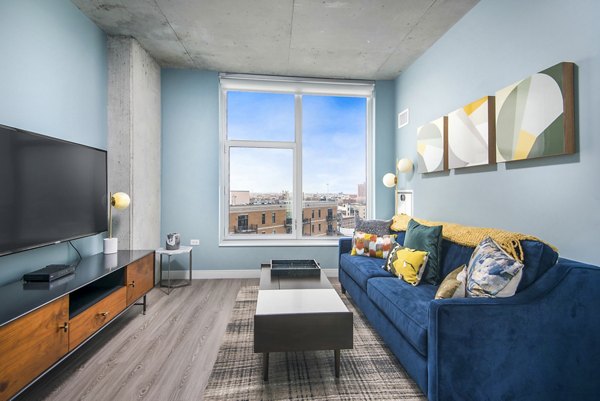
[203,284,426,401]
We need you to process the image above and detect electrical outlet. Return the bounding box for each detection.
[190,239,200,246]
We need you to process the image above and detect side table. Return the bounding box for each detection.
[156,245,193,294]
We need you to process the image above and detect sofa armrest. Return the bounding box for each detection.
[338,237,353,267]
[427,259,600,401]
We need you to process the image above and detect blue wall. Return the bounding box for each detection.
[374,80,396,219]
[161,70,395,271]
[0,0,108,285]
[394,0,600,264]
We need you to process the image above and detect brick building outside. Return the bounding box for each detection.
[229,201,338,236]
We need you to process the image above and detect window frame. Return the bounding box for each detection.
[219,74,374,246]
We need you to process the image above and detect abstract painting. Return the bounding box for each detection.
[495,62,574,162]
[448,96,496,169]
[417,116,447,173]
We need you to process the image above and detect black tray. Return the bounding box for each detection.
[270,259,321,278]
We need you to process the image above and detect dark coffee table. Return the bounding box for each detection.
[254,262,353,381]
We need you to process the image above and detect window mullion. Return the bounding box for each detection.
[226,139,295,149]
[220,89,229,241]
[294,93,302,239]
[366,96,374,219]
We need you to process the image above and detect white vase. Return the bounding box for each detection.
[103,238,118,254]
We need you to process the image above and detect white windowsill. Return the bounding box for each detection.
[219,238,342,247]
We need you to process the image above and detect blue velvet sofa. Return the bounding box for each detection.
[338,231,600,401]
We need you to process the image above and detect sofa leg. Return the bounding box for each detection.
[341,285,346,294]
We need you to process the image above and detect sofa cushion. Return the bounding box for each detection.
[339,253,393,291]
[394,217,559,290]
[438,238,558,292]
[519,240,559,290]
[394,231,407,245]
[367,277,437,356]
[440,239,475,278]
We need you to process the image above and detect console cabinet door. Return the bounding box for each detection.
[69,287,127,351]
[125,253,154,305]
[0,296,69,401]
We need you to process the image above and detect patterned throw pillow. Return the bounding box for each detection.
[351,231,397,259]
[387,247,429,286]
[466,237,524,298]
[435,265,467,299]
[384,242,403,271]
[355,216,393,237]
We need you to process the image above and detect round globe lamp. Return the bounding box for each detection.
[382,172,397,188]
[397,158,413,173]
[103,192,131,254]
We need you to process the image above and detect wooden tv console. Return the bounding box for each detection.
[0,250,155,401]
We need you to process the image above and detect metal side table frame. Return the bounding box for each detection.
[156,246,193,294]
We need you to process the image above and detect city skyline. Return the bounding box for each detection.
[229,188,365,207]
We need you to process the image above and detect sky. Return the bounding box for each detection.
[228,91,366,194]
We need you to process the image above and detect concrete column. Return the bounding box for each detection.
[107,36,161,250]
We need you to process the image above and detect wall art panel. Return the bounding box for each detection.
[448,96,496,169]
[495,62,574,162]
[417,116,447,173]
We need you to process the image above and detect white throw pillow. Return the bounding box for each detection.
[466,237,524,298]
[495,268,523,297]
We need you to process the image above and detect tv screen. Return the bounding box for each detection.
[0,125,107,256]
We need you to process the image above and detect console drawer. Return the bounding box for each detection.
[69,287,126,350]
[125,253,154,305]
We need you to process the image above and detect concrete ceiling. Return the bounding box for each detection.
[73,0,478,80]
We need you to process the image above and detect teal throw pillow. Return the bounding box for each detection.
[403,219,443,285]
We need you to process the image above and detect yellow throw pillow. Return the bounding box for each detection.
[390,248,429,285]
[435,265,467,299]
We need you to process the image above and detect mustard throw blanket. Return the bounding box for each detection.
[391,214,558,262]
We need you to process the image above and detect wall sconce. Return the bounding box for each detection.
[382,158,413,212]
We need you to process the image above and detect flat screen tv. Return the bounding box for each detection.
[0,124,107,256]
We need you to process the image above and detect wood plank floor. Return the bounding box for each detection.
[17,279,256,401]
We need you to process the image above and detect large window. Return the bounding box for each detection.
[221,75,373,243]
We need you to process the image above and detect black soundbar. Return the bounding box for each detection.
[23,264,76,282]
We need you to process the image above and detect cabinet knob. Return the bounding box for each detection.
[58,322,69,333]
[128,280,136,288]
[98,311,110,318]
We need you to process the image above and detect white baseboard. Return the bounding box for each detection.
[161,268,339,280]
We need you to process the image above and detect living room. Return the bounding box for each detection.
[0,0,598,400]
